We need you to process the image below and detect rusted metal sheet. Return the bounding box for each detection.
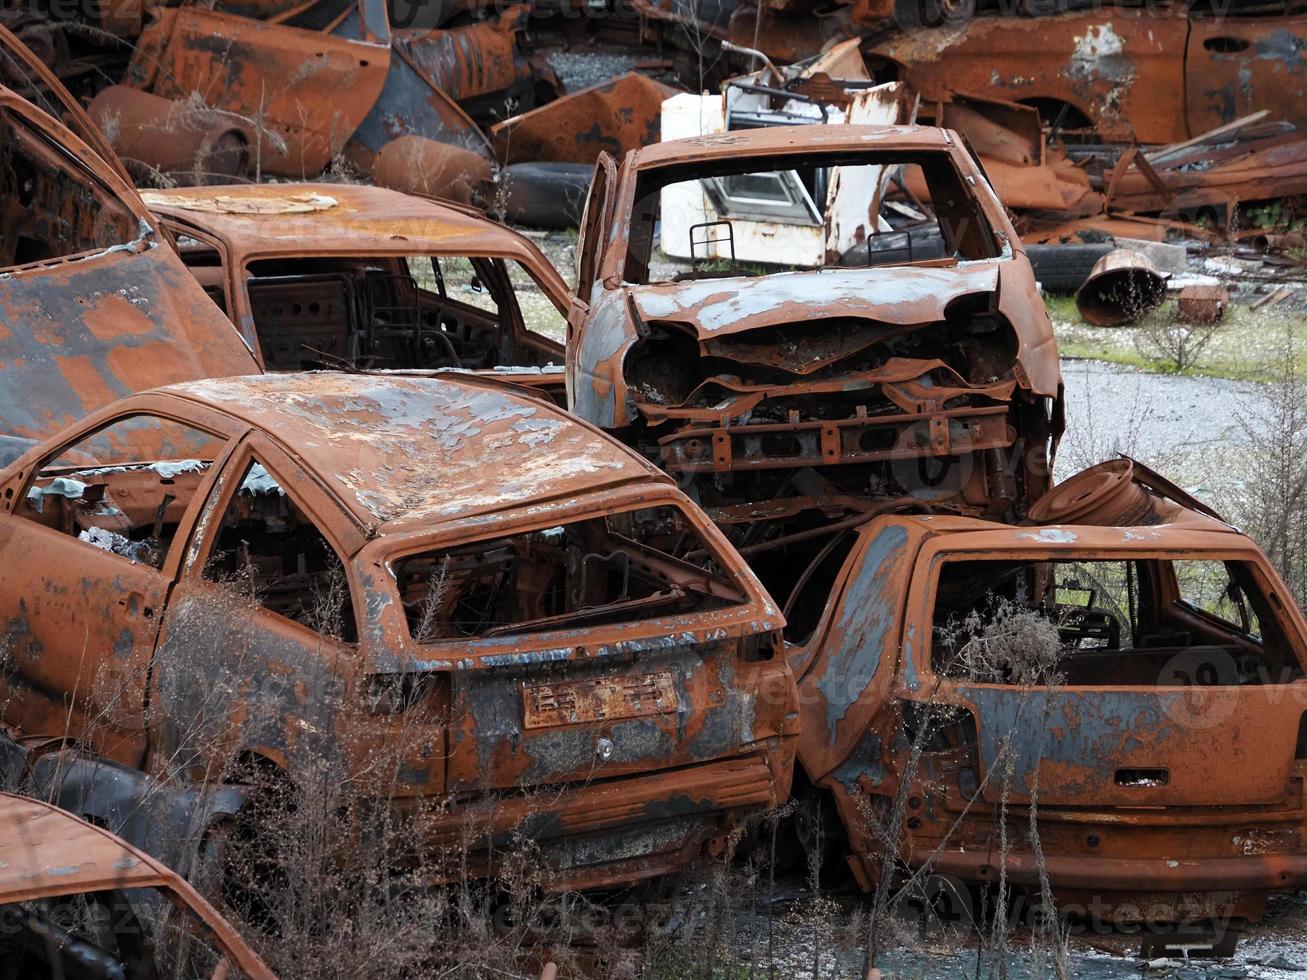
[492,73,679,166]
[395,5,525,103]
[0,82,259,464]
[371,134,492,203]
[0,792,275,978]
[869,12,1191,144]
[1076,248,1168,326]
[1178,284,1229,324]
[145,182,567,370]
[791,465,1307,921]
[126,5,390,177]
[88,85,252,185]
[0,373,799,892]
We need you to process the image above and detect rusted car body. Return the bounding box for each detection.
[0,373,798,890]
[0,38,260,467]
[794,463,1307,922]
[144,183,569,371]
[566,124,1062,612]
[0,791,274,979]
[869,9,1307,144]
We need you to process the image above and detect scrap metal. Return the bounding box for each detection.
[1075,248,1168,326]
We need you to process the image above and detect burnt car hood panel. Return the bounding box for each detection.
[0,240,261,460]
[627,263,1000,338]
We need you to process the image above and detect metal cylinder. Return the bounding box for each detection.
[371,135,494,205]
[87,85,251,185]
[1074,249,1168,327]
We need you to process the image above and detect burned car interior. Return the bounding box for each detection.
[17,414,224,569]
[0,888,237,980]
[202,459,358,643]
[932,556,1303,686]
[0,101,139,267]
[169,238,558,372]
[628,149,1002,281]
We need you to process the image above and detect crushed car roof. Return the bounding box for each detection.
[164,372,666,531]
[626,123,961,170]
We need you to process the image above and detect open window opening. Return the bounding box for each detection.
[18,415,225,569]
[930,556,1303,687]
[392,505,750,642]
[0,105,139,268]
[0,886,245,980]
[629,148,999,282]
[202,459,357,643]
[166,226,230,316]
[239,253,559,372]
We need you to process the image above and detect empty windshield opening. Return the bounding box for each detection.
[930,556,1302,687]
[625,149,999,283]
[393,505,749,642]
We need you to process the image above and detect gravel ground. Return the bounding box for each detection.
[1056,358,1273,500]
[545,49,645,92]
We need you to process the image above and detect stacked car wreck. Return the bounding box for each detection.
[566,122,1307,922]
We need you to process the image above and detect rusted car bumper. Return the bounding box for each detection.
[892,788,1307,921]
[416,750,793,889]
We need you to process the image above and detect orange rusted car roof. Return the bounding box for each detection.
[148,183,565,267]
[161,372,666,533]
[0,793,274,977]
[626,123,959,170]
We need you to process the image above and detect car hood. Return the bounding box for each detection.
[626,263,1000,339]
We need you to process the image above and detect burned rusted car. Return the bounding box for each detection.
[868,8,1307,144]
[0,790,273,979]
[566,124,1062,614]
[0,372,798,891]
[144,183,569,372]
[793,460,1307,922]
[0,28,259,467]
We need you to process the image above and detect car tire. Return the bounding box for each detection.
[496,162,592,230]
[1025,243,1116,294]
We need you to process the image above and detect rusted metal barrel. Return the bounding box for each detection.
[371,135,494,205]
[88,86,250,185]
[1029,458,1157,526]
[1074,249,1168,326]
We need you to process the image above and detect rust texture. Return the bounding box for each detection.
[0,373,799,891]
[0,791,274,978]
[0,72,259,466]
[87,85,253,185]
[1075,248,1168,327]
[493,72,679,165]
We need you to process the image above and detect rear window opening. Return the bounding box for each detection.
[627,149,1000,283]
[392,506,749,642]
[930,557,1303,687]
[0,106,138,267]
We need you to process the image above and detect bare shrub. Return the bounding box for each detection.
[943,600,1065,687]
[1132,313,1223,373]
[1225,328,1307,608]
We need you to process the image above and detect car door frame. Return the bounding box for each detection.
[0,397,244,766]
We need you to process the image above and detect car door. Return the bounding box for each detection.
[148,435,366,782]
[0,408,236,767]
[1186,12,1307,137]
